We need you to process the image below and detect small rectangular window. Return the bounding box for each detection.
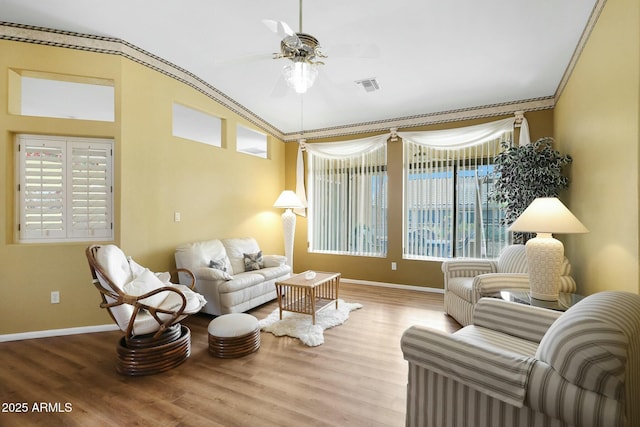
[17,72,115,122]
[236,125,268,158]
[16,134,114,243]
[172,103,222,147]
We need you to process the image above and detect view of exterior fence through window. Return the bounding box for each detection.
[403,133,511,259]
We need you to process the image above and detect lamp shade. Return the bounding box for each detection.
[273,190,305,209]
[509,197,588,234]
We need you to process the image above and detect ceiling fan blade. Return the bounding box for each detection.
[270,73,290,98]
[326,43,381,59]
[214,52,273,66]
[262,19,301,49]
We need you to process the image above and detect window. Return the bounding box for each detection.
[236,125,268,158]
[308,145,387,256]
[11,71,115,122]
[172,103,222,147]
[403,133,510,259]
[16,134,114,243]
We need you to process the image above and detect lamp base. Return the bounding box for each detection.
[525,233,563,301]
[281,209,296,269]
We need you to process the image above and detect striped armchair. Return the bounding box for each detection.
[401,291,640,427]
[441,244,576,326]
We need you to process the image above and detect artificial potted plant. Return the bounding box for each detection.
[492,136,572,243]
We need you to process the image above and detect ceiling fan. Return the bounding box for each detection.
[262,0,326,94]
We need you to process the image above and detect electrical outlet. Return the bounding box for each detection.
[174,212,181,222]
[51,291,60,304]
[391,262,397,271]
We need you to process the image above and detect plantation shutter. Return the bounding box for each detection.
[19,137,67,240]
[17,134,113,242]
[69,142,113,238]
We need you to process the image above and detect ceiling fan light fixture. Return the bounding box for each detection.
[283,61,318,94]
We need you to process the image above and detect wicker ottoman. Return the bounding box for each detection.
[208,313,260,358]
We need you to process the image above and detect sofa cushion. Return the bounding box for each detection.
[263,254,287,268]
[254,265,291,281]
[175,239,229,272]
[218,272,265,293]
[222,237,261,274]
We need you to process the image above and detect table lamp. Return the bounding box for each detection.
[273,190,305,269]
[509,197,588,301]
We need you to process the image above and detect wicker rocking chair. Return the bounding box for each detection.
[86,244,206,376]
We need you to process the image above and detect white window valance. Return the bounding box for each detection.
[398,116,530,149]
[296,134,388,215]
[299,134,388,158]
[295,115,530,216]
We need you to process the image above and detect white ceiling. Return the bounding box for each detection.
[0,0,599,137]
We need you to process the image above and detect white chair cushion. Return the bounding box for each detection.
[122,268,168,308]
[96,245,133,290]
[208,313,258,338]
[162,284,207,314]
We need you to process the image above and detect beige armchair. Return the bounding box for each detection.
[441,244,576,326]
[402,291,640,427]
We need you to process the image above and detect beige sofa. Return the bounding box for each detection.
[175,237,291,316]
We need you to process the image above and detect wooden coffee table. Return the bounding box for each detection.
[274,271,341,325]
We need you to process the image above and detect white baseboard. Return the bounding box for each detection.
[341,278,444,294]
[0,324,119,343]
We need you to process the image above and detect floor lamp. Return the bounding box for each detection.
[509,197,588,301]
[273,190,305,270]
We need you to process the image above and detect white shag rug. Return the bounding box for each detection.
[259,299,362,347]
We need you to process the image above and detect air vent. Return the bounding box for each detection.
[355,78,381,93]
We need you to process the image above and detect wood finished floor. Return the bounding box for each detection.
[0,283,460,427]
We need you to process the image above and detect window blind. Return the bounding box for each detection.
[308,145,387,256]
[404,132,511,259]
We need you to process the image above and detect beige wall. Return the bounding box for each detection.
[0,40,287,335]
[286,109,554,289]
[554,0,640,294]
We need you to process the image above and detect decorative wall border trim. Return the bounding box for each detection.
[554,0,607,102]
[0,21,283,138]
[1,0,604,143]
[283,97,555,142]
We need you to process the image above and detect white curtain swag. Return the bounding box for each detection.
[294,115,530,216]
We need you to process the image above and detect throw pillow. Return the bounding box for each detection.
[122,268,168,308]
[209,258,228,272]
[208,258,233,280]
[243,251,264,271]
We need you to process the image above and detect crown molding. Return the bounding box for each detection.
[283,97,555,142]
[1,3,603,143]
[554,0,607,102]
[0,21,283,139]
